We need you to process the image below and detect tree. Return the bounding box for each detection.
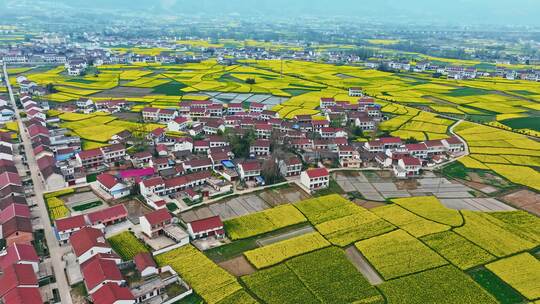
[261,157,284,184]
[46,83,57,93]
[225,128,256,158]
[245,78,256,85]
[405,137,419,144]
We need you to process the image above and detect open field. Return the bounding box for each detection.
[182,194,540,303]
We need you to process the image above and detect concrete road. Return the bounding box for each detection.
[3,63,73,304]
[256,225,314,246]
[345,245,383,285]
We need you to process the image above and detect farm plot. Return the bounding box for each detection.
[486,253,540,301]
[371,205,450,238]
[293,194,359,225]
[107,231,149,260]
[391,196,463,226]
[286,247,384,304]
[455,121,540,191]
[314,208,395,247]
[155,245,244,304]
[355,230,447,280]
[454,211,537,257]
[224,204,306,240]
[244,232,330,269]
[420,231,495,270]
[241,264,320,304]
[379,265,498,304]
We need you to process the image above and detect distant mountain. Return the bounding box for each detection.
[5,0,540,26]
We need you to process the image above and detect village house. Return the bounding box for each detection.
[81,257,125,295]
[0,243,40,273]
[186,216,224,239]
[237,161,262,181]
[139,208,173,238]
[300,167,330,193]
[87,204,129,227]
[250,139,271,156]
[96,173,131,199]
[70,227,112,264]
[393,156,422,178]
[349,87,364,97]
[279,157,303,177]
[133,253,158,278]
[54,214,87,244]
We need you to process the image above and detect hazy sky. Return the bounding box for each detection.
[4,0,540,26]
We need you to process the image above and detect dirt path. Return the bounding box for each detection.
[345,246,383,285]
[219,255,256,277]
[256,225,314,246]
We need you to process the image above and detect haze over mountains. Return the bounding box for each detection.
[2,0,540,27]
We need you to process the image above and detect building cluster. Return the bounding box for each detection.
[366,60,540,82]
[366,136,465,177]
[0,111,49,303]
[62,224,193,304]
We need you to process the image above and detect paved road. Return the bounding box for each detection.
[345,246,383,285]
[2,63,73,304]
[256,225,314,246]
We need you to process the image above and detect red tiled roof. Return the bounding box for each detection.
[87,205,128,225]
[133,252,156,273]
[0,204,30,224]
[305,167,329,179]
[1,217,32,238]
[142,176,164,188]
[379,137,402,144]
[285,157,302,166]
[239,161,261,171]
[82,258,123,292]
[189,216,223,233]
[143,208,171,226]
[69,227,109,257]
[0,243,39,271]
[401,156,422,166]
[252,139,270,147]
[424,140,444,147]
[55,215,87,232]
[405,143,428,151]
[92,282,134,304]
[142,107,159,113]
[97,173,119,190]
[0,264,38,297]
[445,136,462,145]
[78,148,103,160]
[0,172,22,189]
[320,97,335,102]
[2,287,42,304]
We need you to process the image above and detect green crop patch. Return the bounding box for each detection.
[379,265,498,304]
[286,247,384,304]
[421,231,495,270]
[355,230,447,280]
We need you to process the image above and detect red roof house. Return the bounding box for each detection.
[139,209,172,238]
[0,264,38,298]
[54,214,87,244]
[0,243,39,273]
[69,227,111,264]
[91,282,134,304]
[87,204,128,226]
[0,204,30,224]
[82,258,125,294]
[186,216,224,239]
[2,286,43,304]
[133,252,158,277]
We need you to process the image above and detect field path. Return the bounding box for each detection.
[345,246,383,285]
[256,225,314,246]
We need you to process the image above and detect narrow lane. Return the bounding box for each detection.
[2,63,73,304]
